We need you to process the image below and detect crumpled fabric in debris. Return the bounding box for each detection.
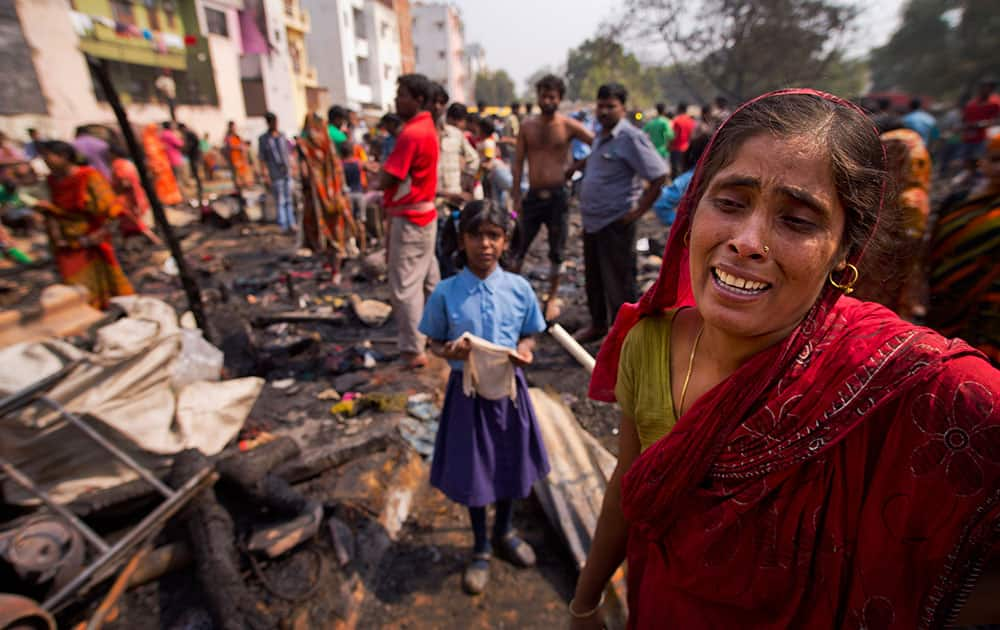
[459,332,517,402]
[0,295,263,505]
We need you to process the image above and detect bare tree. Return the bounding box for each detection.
[610,0,861,102]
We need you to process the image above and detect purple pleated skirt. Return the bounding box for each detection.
[430,369,550,507]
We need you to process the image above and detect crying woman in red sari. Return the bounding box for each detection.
[34,141,134,309]
[571,91,1000,629]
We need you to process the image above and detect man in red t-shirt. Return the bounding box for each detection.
[380,73,441,368]
[962,78,1000,167]
[669,102,696,178]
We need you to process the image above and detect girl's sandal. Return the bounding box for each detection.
[462,552,491,595]
[493,531,536,568]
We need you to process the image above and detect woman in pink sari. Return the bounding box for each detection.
[570,90,1000,629]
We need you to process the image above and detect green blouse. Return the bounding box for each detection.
[614,309,680,452]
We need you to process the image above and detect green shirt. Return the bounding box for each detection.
[615,310,679,452]
[328,125,347,147]
[642,116,674,158]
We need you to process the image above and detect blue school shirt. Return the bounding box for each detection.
[418,267,547,369]
[653,169,694,227]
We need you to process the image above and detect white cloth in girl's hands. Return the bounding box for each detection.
[459,332,518,401]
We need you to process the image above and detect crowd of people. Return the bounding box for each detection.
[2,67,1000,626]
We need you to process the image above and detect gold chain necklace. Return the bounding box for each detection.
[678,322,705,416]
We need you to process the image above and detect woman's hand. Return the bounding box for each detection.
[511,337,536,367]
[509,348,533,367]
[442,337,471,361]
[32,200,58,214]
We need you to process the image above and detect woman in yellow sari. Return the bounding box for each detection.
[34,141,134,309]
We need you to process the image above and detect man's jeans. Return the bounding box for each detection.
[271,176,294,230]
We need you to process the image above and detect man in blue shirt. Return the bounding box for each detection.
[257,112,294,232]
[574,83,668,343]
[902,98,939,148]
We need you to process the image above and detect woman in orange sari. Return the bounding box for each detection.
[296,114,358,283]
[34,141,134,309]
[109,145,153,238]
[224,121,254,188]
[141,123,182,206]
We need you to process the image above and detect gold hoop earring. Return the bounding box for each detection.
[829,263,859,294]
[683,231,691,247]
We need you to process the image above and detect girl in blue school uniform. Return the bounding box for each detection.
[418,200,550,595]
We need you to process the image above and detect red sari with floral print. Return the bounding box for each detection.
[45,166,134,308]
[589,90,1000,629]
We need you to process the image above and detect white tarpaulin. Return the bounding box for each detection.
[0,296,263,505]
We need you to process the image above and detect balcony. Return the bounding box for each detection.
[284,2,311,32]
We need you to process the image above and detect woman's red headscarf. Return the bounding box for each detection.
[591,90,1000,628]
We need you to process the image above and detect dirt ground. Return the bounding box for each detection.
[3,186,668,628]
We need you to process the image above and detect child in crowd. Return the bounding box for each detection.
[338,139,370,245]
[418,200,550,595]
[475,118,513,208]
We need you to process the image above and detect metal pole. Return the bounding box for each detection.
[0,359,80,417]
[0,457,109,553]
[38,397,174,499]
[85,55,212,341]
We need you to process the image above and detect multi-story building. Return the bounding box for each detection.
[392,0,415,74]
[237,0,299,137]
[281,0,324,123]
[302,0,403,114]
[0,0,246,141]
[411,2,466,104]
[464,42,485,100]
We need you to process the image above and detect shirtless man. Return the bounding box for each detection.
[511,74,594,321]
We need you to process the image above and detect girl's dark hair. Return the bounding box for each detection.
[459,199,511,236]
[37,140,86,166]
[452,200,512,269]
[687,92,891,269]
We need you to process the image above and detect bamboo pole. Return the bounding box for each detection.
[85,56,211,340]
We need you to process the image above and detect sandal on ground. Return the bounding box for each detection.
[462,552,491,595]
[493,531,536,568]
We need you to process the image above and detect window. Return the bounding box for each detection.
[90,59,218,106]
[205,8,228,37]
[438,50,445,60]
[435,20,444,30]
[148,6,161,31]
[163,0,177,29]
[380,20,389,39]
[110,1,135,26]
[357,56,370,86]
[383,64,391,80]
[353,8,365,38]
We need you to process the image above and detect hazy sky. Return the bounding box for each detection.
[451,0,907,93]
